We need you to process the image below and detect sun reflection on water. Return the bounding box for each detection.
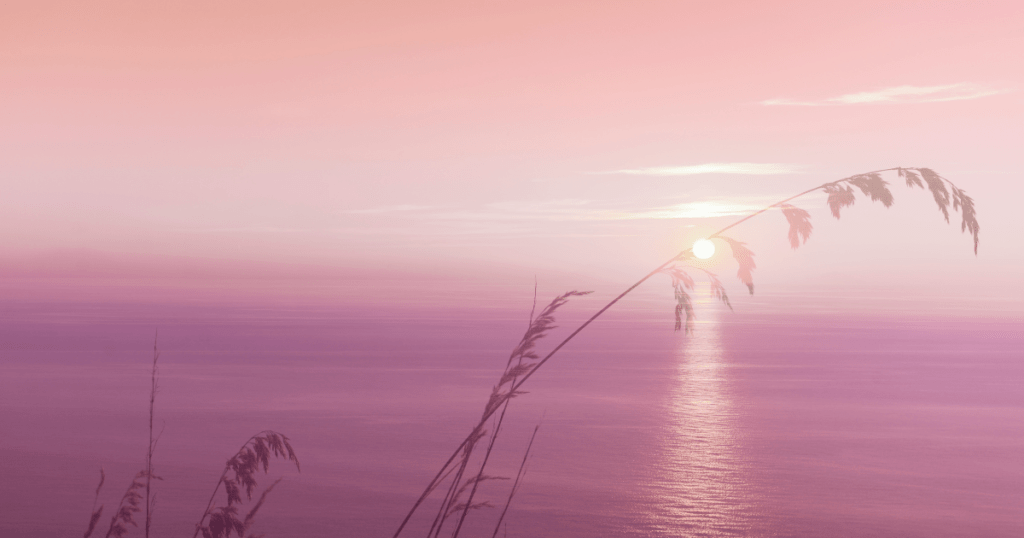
[641,312,757,537]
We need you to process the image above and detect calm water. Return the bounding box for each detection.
[1,289,1021,537]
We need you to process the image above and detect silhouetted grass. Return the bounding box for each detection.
[77,167,978,537]
[83,338,161,538]
[395,167,980,537]
[146,333,160,538]
[395,290,590,538]
[105,470,148,538]
[82,469,104,538]
[193,430,299,538]
[82,341,299,538]
[490,425,539,538]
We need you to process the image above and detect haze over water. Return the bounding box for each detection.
[2,283,1020,537]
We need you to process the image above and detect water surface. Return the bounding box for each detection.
[1,289,1021,537]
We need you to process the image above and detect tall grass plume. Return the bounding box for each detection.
[396,166,980,536]
[193,430,300,538]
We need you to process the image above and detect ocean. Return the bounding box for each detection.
[1,283,1021,537]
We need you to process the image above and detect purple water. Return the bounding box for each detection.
[1,288,1021,537]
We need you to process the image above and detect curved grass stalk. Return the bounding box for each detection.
[393,167,979,537]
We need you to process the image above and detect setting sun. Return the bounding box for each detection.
[693,238,715,259]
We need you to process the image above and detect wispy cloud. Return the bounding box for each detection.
[621,200,773,219]
[762,83,1005,106]
[426,197,779,222]
[603,163,808,176]
[339,194,791,233]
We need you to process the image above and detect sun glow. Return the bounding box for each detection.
[693,239,715,259]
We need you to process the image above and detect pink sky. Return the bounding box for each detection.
[1,0,1021,305]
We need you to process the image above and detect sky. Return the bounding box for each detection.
[1,0,1022,306]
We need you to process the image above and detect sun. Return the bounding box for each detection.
[692,238,715,259]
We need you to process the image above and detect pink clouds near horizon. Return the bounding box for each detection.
[761,83,1008,106]
[1,0,1022,304]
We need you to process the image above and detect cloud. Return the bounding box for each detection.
[426,197,778,222]
[762,83,1005,106]
[603,163,808,176]
[341,195,789,231]
[619,200,773,220]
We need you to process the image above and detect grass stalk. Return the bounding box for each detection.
[193,430,299,538]
[82,337,299,538]
[450,287,548,538]
[145,332,159,538]
[490,425,539,538]
[83,469,105,538]
[104,470,147,538]
[449,400,511,538]
[394,167,980,537]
